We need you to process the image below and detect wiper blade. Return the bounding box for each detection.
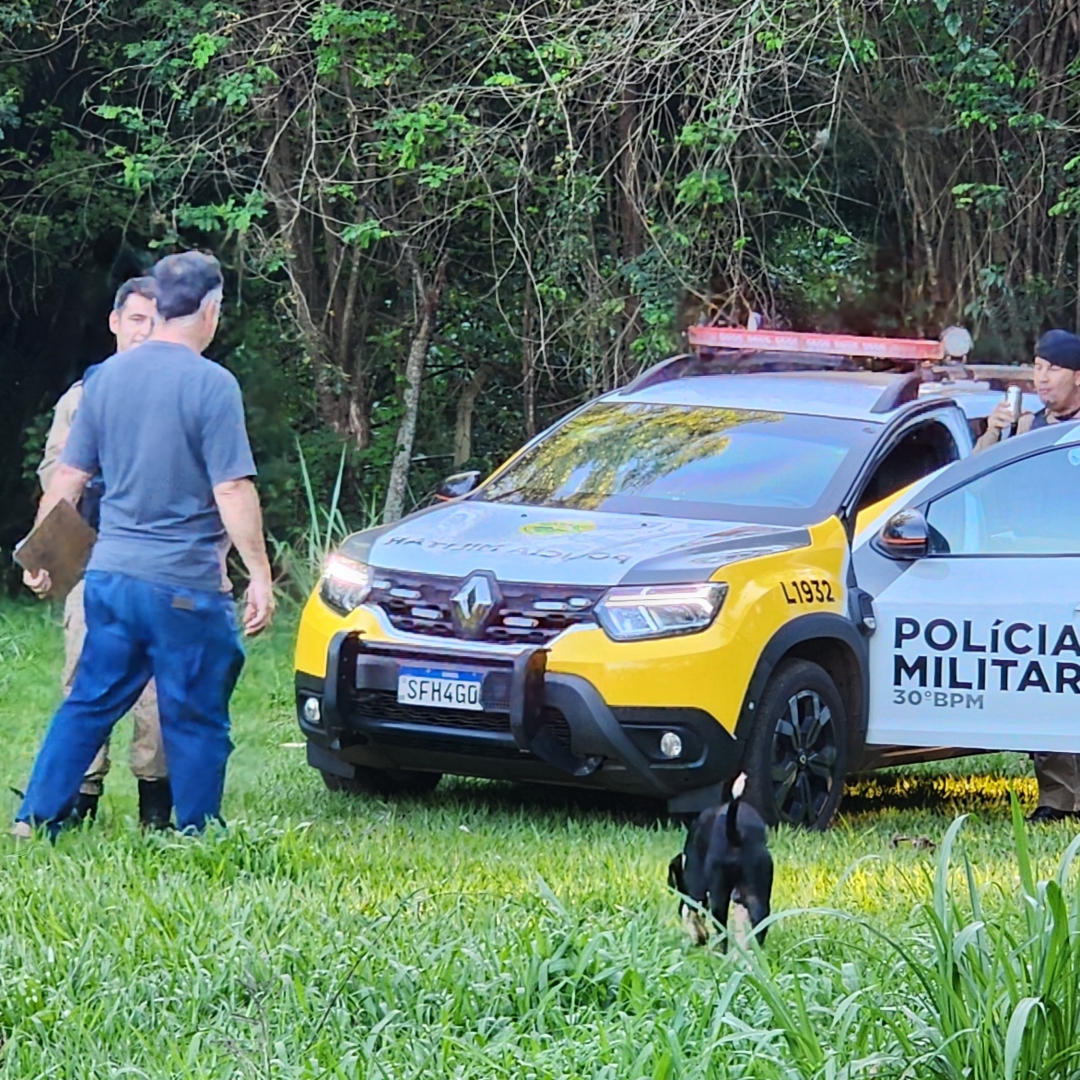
[482,485,537,503]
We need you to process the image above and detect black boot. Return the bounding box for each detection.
[71,791,100,824]
[138,778,173,830]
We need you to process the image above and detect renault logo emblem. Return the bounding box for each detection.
[451,574,498,636]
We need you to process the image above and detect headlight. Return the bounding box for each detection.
[319,554,373,615]
[596,582,728,642]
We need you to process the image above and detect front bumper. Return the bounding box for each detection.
[297,631,742,807]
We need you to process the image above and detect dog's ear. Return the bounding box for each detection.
[668,853,686,893]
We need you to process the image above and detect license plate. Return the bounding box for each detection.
[397,666,483,711]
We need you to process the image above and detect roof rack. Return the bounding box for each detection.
[922,362,1035,390]
[870,372,922,413]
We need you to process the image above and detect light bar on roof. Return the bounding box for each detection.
[687,326,947,362]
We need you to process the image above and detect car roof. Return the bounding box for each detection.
[612,371,926,422]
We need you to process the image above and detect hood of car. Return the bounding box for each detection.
[342,500,811,588]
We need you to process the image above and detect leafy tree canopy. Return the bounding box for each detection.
[0,0,1076,565]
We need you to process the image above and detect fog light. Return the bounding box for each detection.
[302,697,322,724]
[659,731,683,759]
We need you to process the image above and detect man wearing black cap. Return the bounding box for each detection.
[974,328,1080,822]
[976,330,1080,449]
[12,251,274,839]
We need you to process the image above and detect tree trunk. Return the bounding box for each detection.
[616,84,644,383]
[383,255,449,523]
[453,367,488,466]
[522,284,537,439]
[254,62,351,436]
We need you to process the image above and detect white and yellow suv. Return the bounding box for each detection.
[296,327,984,829]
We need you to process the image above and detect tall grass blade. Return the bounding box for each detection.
[1010,789,1036,901]
[933,814,968,925]
[296,437,324,560]
[1054,830,1080,888]
[277,441,353,600]
[1003,997,1042,1080]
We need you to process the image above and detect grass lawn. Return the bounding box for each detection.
[2,599,1078,1078]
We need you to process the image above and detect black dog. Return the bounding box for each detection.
[668,789,773,949]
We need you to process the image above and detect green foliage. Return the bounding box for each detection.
[19,409,49,491]
[911,800,1080,1079]
[271,441,370,604]
[770,227,874,321]
[177,193,268,236]
[0,0,1077,551]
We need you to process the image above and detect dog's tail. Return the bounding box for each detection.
[726,772,747,847]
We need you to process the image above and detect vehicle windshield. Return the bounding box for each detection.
[477,401,877,525]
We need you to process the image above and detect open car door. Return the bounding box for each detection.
[854,422,1080,753]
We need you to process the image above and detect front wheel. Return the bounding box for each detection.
[320,767,442,798]
[743,659,848,830]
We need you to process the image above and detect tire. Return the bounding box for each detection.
[743,659,848,830]
[320,767,442,798]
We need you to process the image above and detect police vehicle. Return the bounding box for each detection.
[294,324,1060,829]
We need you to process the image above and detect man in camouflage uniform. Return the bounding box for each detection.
[975,329,1080,822]
[25,276,172,828]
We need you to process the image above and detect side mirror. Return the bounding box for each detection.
[435,470,481,502]
[875,509,930,560]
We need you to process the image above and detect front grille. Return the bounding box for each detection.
[349,689,572,748]
[353,689,509,732]
[369,570,605,645]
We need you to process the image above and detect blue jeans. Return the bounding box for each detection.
[18,571,245,833]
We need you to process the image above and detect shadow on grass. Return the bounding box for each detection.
[842,770,1038,817]
[316,764,1040,831]
[415,776,672,828]
[429,768,1041,825]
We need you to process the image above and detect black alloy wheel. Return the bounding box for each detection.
[744,659,849,830]
[772,689,837,824]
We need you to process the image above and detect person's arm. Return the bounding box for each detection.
[37,384,82,494]
[201,372,270,633]
[29,384,85,591]
[24,381,100,598]
[213,478,274,636]
[973,402,1034,453]
[38,464,92,522]
[21,463,93,597]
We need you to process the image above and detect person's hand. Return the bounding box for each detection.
[985,400,1015,436]
[242,575,275,636]
[22,567,52,599]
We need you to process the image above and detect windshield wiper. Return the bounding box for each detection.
[482,485,540,503]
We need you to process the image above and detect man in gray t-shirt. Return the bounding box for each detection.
[66,332,256,591]
[14,251,274,838]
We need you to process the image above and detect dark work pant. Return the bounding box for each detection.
[1034,753,1080,812]
[18,571,245,833]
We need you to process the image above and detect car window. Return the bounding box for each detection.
[926,445,1080,555]
[857,420,960,511]
[477,401,877,525]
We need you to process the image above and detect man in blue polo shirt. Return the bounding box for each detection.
[13,251,274,837]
